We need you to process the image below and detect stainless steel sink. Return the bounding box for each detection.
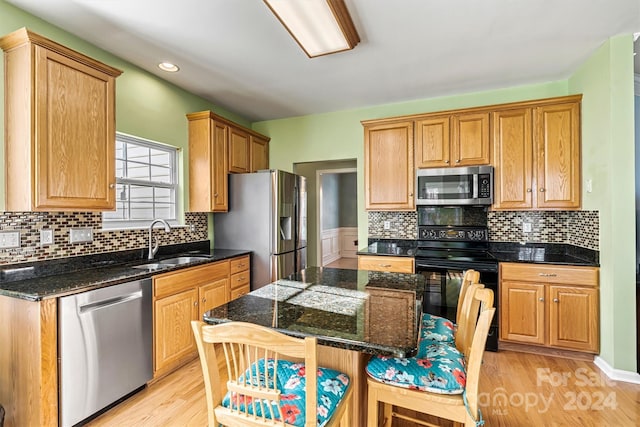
[131,255,209,271]
[156,256,209,265]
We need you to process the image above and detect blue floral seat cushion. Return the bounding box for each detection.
[420,312,456,343]
[222,358,350,427]
[366,342,466,395]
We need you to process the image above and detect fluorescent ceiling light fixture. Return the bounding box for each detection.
[158,62,179,72]
[264,0,360,58]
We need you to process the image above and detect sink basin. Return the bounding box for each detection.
[156,256,209,265]
[131,255,209,271]
[131,263,175,271]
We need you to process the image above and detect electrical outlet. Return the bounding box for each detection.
[40,229,54,246]
[0,231,20,248]
[523,222,532,233]
[69,227,93,243]
[383,221,391,230]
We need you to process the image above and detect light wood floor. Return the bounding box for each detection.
[325,257,358,269]
[86,350,640,427]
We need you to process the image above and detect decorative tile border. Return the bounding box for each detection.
[368,210,599,251]
[0,212,209,265]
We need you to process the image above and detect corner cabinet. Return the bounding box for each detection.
[187,111,270,212]
[363,120,415,210]
[0,27,122,211]
[415,112,490,168]
[500,262,599,353]
[493,96,581,210]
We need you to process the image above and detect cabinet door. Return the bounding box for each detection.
[451,112,490,166]
[250,135,269,172]
[212,121,229,211]
[364,121,415,210]
[549,286,598,352]
[154,288,198,376]
[229,127,250,173]
[199,278,229,319]
[535,102,581,209]
[415,116,450,168]
[35,46,116,210]
[500,281,545,344]
[492,109,533,209]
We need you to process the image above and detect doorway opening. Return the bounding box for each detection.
[294,159,357,269]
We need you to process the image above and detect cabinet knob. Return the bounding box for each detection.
[553,298,559,303]
[444,160,450,164]
[539,188,546,192]
[202,298,206,303]
[539,297,544,302]
[194,301,198,307]
[214,193,219,197]
[109,183,116,189]
[526,188,532,193]
[455,159,460,163]
[409,193,413,197]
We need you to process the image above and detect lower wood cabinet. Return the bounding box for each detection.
[357,255,415,273]
[153,255,251,379]
[500,262,599,353]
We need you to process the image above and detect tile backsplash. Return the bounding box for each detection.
[368,210,599,250]
[0,212,209,265]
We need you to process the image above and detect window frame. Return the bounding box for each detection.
[102,132,180,230]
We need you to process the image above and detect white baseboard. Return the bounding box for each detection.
[594,356,640,385]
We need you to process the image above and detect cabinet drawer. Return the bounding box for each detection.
[358,255,414,273]
[230,255,250,274]
[230,271,250,290]
[154,261,230,298]
[500,263,598,287]
[230,284,250,300]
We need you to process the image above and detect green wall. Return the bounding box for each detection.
[568,35,637,372]
[0,1,251,216]
[253,81,569,249]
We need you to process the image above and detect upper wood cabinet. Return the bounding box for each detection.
[229,127,250,173]
[187,112,229,212]
[363,120,415,211]
[493,96,581,210]
[415,112,490,168]
[187,111,270,212]
[250,135,270,172]
[0,28,122,211]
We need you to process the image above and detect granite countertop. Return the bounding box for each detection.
[0,241,251,301]
[204,267,425,357]
[358,239,599,267]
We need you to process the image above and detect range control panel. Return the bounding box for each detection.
[418,226,488,241]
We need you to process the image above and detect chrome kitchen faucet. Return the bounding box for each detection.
[148,219,171,260]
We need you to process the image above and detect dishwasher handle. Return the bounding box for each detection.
[79,290,143,314]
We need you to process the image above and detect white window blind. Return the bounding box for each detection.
[103,133,178,228]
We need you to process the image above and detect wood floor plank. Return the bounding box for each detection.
[87,349,640,426]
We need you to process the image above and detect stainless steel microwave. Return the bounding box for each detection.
[416,165,493,206]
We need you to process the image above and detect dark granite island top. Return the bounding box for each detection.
[203,267,425,357]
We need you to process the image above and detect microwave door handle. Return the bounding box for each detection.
[472,174,479,198]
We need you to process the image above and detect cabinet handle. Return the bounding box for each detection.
[526,188,532,193]
[539,297,544,302]
[539,188,546,192]
[379,264,392,268]
[553,298,559,303]
[538,273,557,277]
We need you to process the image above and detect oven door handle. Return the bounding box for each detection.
[415,260,498,273]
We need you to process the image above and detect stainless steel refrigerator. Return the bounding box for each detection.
[214,170,307,290]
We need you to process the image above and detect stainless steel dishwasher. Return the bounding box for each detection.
[59,278,152,427]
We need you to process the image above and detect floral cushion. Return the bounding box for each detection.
[366,342,466,395]
[222,358,350,427]
[420,312,455,343]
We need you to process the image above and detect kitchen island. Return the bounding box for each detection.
[203,266,425,425]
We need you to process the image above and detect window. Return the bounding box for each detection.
[103,133,178,228]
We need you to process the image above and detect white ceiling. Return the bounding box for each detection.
[7,0,640,122]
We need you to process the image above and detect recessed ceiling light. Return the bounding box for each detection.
[158,62,179,72]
